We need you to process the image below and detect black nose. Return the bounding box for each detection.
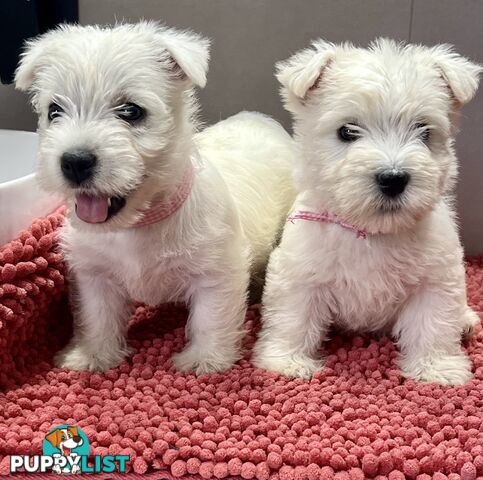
[72,435,81,443]
[376,171,410,198]
[61,150,97,185]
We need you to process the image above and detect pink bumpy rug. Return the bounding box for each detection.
[0,210,482,480]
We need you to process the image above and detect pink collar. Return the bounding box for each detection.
[133,166,196,228]
[287,210,368,239]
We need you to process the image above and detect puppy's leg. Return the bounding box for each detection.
[172,258,249,375]
[55,272,131,371]
[252,267,329,378]
[394,286,474,385]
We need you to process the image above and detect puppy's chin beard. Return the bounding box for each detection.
[364,201,425,235]
[378,201,403,214]
[335,196,412,235]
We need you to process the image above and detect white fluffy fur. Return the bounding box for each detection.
[253,38,482,385]
[16,22,296,374]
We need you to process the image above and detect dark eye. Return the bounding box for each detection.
[415,123,430,143]
[116,103,145,123]
[48,103,64,122]
[337,124,360,142]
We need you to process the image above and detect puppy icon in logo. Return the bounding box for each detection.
[43,425,89,474]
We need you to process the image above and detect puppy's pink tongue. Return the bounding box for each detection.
[75,194,109,223]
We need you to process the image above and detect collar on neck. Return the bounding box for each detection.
[133,151,203,228]
[287,210,368,239]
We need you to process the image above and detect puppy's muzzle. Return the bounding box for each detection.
[61,150,97,185]
[376,170,410,198]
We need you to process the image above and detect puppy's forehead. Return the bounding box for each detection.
[324,47,449,122]
[39,29,164,102]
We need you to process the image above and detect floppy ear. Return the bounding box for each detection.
[276,39,336,100]
[15,38,45,92]
[45,429,62,448]
[430,44,482,105]
[67,426,79,436]
[14,30,58,92]
[157,26,211,88]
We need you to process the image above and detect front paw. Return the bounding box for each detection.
[252,353,324,379]
[172,345,240,375]
[399,352,473,386]
[54,343,128,372]
[461,307,480,339]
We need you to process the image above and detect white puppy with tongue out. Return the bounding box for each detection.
[15,22,296,373]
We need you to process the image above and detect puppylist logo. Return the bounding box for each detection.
[10,424,130,474]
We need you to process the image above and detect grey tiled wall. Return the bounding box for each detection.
[0,0,482,253]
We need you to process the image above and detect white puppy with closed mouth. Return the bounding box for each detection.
[253,38,481,385]
[15,22,295,374]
